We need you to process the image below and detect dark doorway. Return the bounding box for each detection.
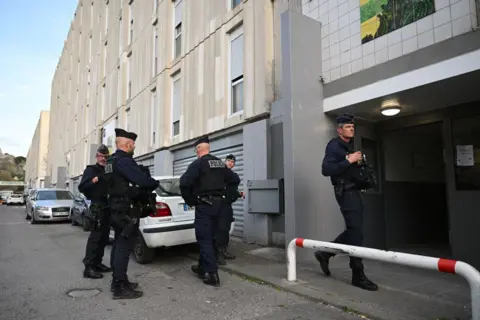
[381,122,450,257]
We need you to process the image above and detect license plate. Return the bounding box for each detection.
[53,212,68,217]
[183,204,194,211]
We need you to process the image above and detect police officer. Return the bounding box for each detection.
[104,128,159,299]
[180,136,240,287]
[78,144,112,279]
[314,114,378,291]
[215,154,243,265]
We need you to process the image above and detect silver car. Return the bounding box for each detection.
[26,188,74,224]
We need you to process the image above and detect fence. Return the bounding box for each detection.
[287,238,480,320]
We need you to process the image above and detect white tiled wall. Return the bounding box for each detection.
[302,0,478,83]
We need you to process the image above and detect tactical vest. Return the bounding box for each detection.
[84,164,108,201]
[195,154,228,195]
[104,153,130,198]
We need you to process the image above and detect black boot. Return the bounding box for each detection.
[111,280,143,299]
[83,266,103,279]
[314,251,332,276]
[191,265,204,279]
[94,263,112,273]
[110,280,139,292]
[216,249,227,266]
[352,269,379,291]
[222,247,236,260]
[203,272,220,287]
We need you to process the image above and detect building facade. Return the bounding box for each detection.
[46,0,480,268]
[25,111,50,189]
[46,0,298,238]
[280,0,480,267]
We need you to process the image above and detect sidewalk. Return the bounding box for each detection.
[188,239,473,320]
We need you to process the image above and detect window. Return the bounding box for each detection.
[153,0,159,13]
[101,85,106,120]
[127,55,132,99]
[173,0,183,59]
[151,89,157,145]
[171,74,181,136]
[85,105,89,135]
[229,26,244,115]
[88,37,92,63]
[129,4,133,44]
[232,0,241,9]
[153,28,158,76]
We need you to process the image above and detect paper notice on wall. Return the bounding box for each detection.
[456,145,474,166]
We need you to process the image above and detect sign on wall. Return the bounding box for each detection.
[102,119,117,154]
[360,0,435,44]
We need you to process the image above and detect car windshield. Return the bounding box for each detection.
[36,190,73,201]
[11,194,22,198]
[156,178,181,196]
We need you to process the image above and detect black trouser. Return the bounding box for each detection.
[215,202,234,249]
[110,206,136,282]
[195,197,224,273]
[83,203,111,268]
[332,189,364,270]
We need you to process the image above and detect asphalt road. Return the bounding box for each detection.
[0,205,363,320]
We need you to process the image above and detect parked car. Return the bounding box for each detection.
[0,191,13,205]
[71,193,93,231]
[109,175,235,264]
[25,189,36,214]
[6,193,25,205]
[26,188,74,224]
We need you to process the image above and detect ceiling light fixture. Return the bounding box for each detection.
[380,99,401,117]
[380,106,401,116]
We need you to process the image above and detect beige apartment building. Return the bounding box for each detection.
[25,111,50,189]
[46,0,301,237]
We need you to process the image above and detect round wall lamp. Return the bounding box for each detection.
[380,106,401,116]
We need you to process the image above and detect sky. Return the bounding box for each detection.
[0,0,78,157]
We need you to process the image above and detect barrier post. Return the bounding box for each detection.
[287,238,480,320]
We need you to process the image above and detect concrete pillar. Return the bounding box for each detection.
[243,119,270,245]
[90,144,99,165]
[154,150,173,176]
[56,167,67,189]
[281,11,341,262]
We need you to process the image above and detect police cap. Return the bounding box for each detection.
[336,113,355,125]
[115,128,138,141]
[97,144,110,155]
[226,154,236,162]
[194,135,210,147]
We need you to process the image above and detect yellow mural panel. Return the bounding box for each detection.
[361,15,380,39]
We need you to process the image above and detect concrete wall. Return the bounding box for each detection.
[25,111,50,187]
[281,10,345,262]
[302,0,478,83]
[47,0,279,180]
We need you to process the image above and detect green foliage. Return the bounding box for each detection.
[0,153,25,181]
[0,170,12,181]
[360,0,388,23]
[362,0,435,44]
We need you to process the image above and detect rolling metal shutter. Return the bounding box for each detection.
[173,144,245,237]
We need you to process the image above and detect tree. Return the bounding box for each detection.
[14,156,26,165]
[0,170,12,181]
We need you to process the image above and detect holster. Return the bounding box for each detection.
[90,204,108,231]
[120,206,140,238]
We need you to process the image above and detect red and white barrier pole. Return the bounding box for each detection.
[287,238,480,320]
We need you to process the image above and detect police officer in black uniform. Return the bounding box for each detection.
[104,128,159,299]
[314,114,379,291]
[78,144,112,279]
[215,154,242,265]
[180,136,240,287]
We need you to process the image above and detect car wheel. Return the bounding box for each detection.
[31,211,38,224]
[82,217,91,232]
[133,233,154,264]
[25,211,31,220]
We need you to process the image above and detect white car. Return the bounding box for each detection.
[6,193,25,205]
[109,175,234,264]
